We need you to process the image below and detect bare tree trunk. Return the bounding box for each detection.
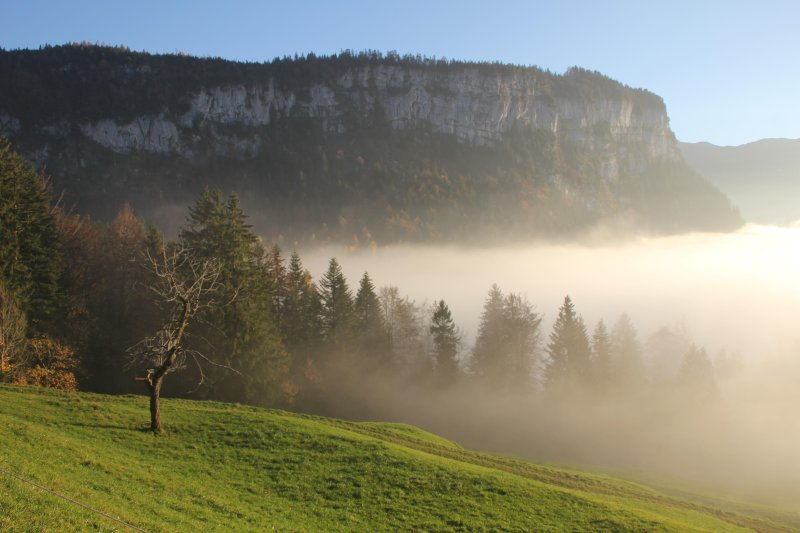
[131,248,224,433]
[149,378,163,433]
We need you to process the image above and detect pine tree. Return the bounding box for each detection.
[318,258,354,353]
[430,299,460,382]
[610,313,645,391]
[470,284,505,380]
[283,251,323,399]
[502,293,540,390]
[284,251,322,353]
[0,138,62,334]
[470,286,540,390]
[353,272,390,367]
[591,319,613,391]
[263,244,288,330]
[545,295,591,389]
[179,189,287,405]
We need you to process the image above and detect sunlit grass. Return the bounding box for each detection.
[0,384,794,532]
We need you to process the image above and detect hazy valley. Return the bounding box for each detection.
[681,138,800,225]
[2,40,800,532]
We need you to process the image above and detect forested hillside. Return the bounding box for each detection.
[680,139,800,224]
[0,44,741,244]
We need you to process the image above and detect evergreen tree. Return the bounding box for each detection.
[430,299,460,382]
[470,286,540,390]
[545,295,591,389]
[263,244,288,329]
[0,138,62,334]
[470,284,505,380]
[318,258,354,353]
[179,189,288,405]
[502,293,541,390]
[353,272,390,367]
[283,251,323,399]
[591,319,613,391]
[610,313,645,390]
[284,251,322,354]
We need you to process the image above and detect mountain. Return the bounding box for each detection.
[680,139,800,225]
[0,45,741,245]
[2,383,796,532]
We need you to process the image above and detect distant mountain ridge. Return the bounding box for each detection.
[680,138,800,224]
[0,45,741,244]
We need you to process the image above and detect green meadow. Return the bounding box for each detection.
[1,384,797,532]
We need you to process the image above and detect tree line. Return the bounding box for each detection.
[1,138,728,430]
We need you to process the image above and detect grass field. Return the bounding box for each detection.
[0,383,798,532]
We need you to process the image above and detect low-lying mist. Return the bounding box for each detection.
[301,223,800,358]
[296,223,800,505]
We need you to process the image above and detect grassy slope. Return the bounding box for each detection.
[0,384,796,533]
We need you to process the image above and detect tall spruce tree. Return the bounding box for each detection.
[591,319,613,392]
[0,138,61,334]
[179,189,288,405]
[545,295,591,389]
[263,244,288,331]
[430,299,460,382]
[610,313,645,391]
[502,293,541,390]
[353,272,390,367]
[318,258,354,354]
[471,286,540,389]
[470,284,505,380]
[283,251,322,356]
[283,251,323,399]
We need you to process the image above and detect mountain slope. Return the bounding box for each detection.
[0,45,741,244]
[0,384,796,532]
[680,139,800,224]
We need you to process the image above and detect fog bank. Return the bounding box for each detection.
[291,223,800,505]
[300,223,800,360]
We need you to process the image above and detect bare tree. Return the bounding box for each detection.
[128,246,227,433]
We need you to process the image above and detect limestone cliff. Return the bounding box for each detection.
[0,45,740,243]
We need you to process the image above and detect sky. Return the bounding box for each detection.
[2,0,798,146]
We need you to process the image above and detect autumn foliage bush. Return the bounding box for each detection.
[14,337,79,391]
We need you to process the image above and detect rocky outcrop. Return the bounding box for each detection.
[6,62,679,185]
[79,115,179,154]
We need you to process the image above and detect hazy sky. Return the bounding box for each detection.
[2,0,798,146]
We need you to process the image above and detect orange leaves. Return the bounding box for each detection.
[15,337,80,391]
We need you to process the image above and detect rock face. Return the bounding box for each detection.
[0,46,740,241]
[52,64,679,181]
[79,116,180,154]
